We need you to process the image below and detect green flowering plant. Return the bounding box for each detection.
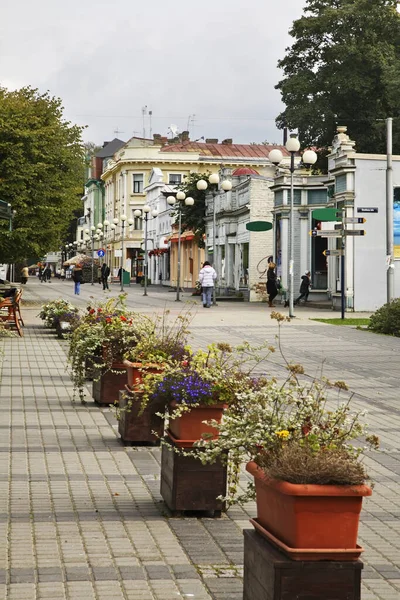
[38,299,78,327]
[67,295,150,402]
[190,313,379,505]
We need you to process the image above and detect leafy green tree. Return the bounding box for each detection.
[0,86,85,262]
[275,0,400,155]
[173,172,211,248]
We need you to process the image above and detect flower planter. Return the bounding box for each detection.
[92,364,128,406]
[118,388,164,444]
[123,359,164,391]
[160,433,227,515]
[246,461,372,561]
[55,320,72,339]
[168,402,225,442]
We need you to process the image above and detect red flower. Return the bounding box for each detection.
[97,308,102,313]
[106,317,112,323]
[120,315,127,322]
[89,309,95,315]
[181,360,189,367]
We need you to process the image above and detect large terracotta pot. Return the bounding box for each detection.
[123,359,164,390]
[246,461,372,559]
[168,402,225,442]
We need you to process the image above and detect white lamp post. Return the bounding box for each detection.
[268,136,317,317]
[120,214,127,292]
[167,192,195,301]
[196,174,232,305]
[89,225,96,284]
[136,206,154,297]
[103,220,110,266]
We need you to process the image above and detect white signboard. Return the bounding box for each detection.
[114,249,122,258]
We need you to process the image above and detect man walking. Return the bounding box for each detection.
[198,261,217,308]
[101,263,110,290]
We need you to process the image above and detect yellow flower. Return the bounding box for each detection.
[275,430,290,440]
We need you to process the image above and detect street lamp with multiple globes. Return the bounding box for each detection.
[167,192,195,301]
[196,174,232,305]
[268,135,317,318]
[84,225,96,284]
[134,207,158,297]
[103,220,110,265]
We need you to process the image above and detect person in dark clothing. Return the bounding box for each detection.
[266,262,278,307]
[44,265,52,282]
[72,264,83,295]
[38,266,44,282]
[101,263,110,290]
[295,271,311,305]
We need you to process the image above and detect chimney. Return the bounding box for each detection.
[205,138,218,144]
[102,141,110,148]
[221,138,233,145]
[181,130,190,142]
[159,136,168,146]
[153,133,162,142]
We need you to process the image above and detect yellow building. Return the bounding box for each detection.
[101,134,288,285]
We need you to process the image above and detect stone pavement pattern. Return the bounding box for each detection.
[0,280,400,599]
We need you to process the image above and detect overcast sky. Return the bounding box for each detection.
[1,0,305,146]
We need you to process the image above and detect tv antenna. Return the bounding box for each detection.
[142,105,148,138]
[168,124,179,138]
[187,114,196,136]
[114,127,124,137]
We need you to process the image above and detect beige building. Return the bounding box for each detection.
[101,134,289,284]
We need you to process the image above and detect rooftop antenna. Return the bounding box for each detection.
[149,110,153,139]
[168,124,179,138]
[187,114,196,136]
[114,127,124,137]
[142,105,148,139]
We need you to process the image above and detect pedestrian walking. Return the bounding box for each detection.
[266,262,278,307]
[60,267,66,281]
[101,263,110,290]
[43,264,52,282]
[97,265,102,284]
[294,271,312,305]
[72,264,83,295]
[20,266,29,285]
[198,261,217,308]
[38,265,44,282]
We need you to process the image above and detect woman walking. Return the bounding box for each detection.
[266,262,278,308]
[72,264,83,295]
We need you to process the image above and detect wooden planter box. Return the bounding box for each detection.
[160,434,227,516]
[168,403,225,442]
[92,365,127,406]
[118,389,164,444]
[243,529,363,600]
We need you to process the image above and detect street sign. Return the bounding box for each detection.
[343,217,366,224]
[310,230,342,237]
[357,207,378,213]
[323,249,343,257]
[246,221,272,232]
[312,208,340,221]
[97,249,105,257]
[344,230,366,236]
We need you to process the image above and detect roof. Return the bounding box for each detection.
[159,142,289,159]
[95,138,126,158]
[232,167,260,176]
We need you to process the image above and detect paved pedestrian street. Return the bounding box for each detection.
[1,280,400,599]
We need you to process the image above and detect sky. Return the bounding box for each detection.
[0,0,305,147]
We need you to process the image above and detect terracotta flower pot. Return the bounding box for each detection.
[123,359,164,390]
[246,461,372,559]
[168,402,225,442]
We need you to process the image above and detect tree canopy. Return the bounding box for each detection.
[174,172,211,248]
[275,0,400,155]
[0,86,85,262]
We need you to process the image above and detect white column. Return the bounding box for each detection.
[280,214,289,289]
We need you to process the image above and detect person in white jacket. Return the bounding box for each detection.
[198,261,217,308]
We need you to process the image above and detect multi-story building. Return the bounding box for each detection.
[101,134,289,285]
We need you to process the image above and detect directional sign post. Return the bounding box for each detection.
[311,230,342,237]
[344,230,366,236]
[343,217,366,224]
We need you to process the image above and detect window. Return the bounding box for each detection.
[133,174,144,194]
[168,174,182,185]
[134,216,143,230]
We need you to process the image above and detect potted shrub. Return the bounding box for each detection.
[38,299,78,329]
[68,296,143,404]
[193,326,379,559]
[55,310,81,338]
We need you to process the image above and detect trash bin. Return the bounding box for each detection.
[122,270,131,286]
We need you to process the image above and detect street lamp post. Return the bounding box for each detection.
[269,136,317,318]
[103,220,110,266]
[84,226,96,284]
[135,207,158,297]
[196,174,232,306]
[167,192,194,301]
[119,215,127,292]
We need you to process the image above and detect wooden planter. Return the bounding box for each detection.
[246,461,372,561]
[118,388,164,444]
[168,402,225,442]
[92,363,127,406]
[123,359,165,391]
[160,434,227,515]
[243,529,363,600]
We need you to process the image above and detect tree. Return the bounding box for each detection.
[173,172,212,248]
[275,0,400,156]
[0,86,85,262]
